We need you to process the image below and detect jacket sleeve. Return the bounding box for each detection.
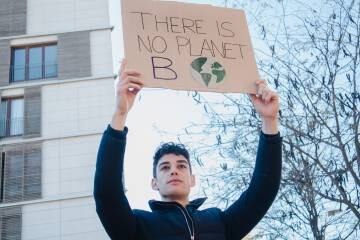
[94,124,138,239]
[222,132,282,239]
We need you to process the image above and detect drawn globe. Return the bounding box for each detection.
[190,57,226,88]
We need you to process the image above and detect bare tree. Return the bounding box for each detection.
[181,0,360,239]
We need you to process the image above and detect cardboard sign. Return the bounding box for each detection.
[121,0,259,93]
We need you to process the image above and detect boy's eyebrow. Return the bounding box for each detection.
[158,161,170,167]
[158,159,189,167]
[177,160,189,165]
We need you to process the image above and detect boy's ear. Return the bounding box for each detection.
[151,178,159,190]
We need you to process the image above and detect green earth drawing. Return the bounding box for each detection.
[190,57,226,87]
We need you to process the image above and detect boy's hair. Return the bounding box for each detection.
[153,142,192,177]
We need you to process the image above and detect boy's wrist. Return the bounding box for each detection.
[261,117,279,135]
[111,111,127,131]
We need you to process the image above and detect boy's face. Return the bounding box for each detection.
[151,153,195,200]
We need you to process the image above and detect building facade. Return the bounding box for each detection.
[0,0,115,239]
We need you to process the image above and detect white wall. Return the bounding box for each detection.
[22,197,109,240]
[42,134,100,198]
[42,78,115,138]
[27,0,110,35]
[90,30,114,77]
[36,77,115,239]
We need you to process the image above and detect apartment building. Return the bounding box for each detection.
[0,0,115,239]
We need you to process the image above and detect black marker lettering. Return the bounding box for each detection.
[221,22,235,37]
[152,36,168,54]
[170,17,181,33]
[137,35,152,53]
[200,39,214,57]
[195,20,206,35]
[182,18,196,34]
[211,40,225,58]
[155,15,169,32]
[216,21,221,36]
[233,43,247,59]
[151,56,177,80]
[130,12,152,30]
[176,36,190,55]
[223,43,236,59]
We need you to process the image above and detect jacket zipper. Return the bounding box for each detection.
[156,202,195,240]
[175,205,195,240]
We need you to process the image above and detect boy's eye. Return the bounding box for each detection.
[179,164,187,169]
[161,166,170,170]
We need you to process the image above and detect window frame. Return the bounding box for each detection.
[0,152,5,203]
[0,97,24,138]
[10,42,58,82]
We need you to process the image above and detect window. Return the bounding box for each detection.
[0,153,4,202]
[0,97,24,138]
[0,144,42,204]
[0,206,22,240]
[10,43,57,82]
[3,149,23,202]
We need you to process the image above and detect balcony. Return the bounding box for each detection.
[10,63,57,82]
[0,117,24,138]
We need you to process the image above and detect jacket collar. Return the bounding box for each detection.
[149,197,207,211]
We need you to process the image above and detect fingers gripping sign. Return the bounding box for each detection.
[115,59,145,116]
[111,59,145,131]
[249,79,280,134]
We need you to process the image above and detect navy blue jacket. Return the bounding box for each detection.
[94,125,282,240]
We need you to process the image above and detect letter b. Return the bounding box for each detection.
[151,57,177,80]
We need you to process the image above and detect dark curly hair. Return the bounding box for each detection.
[153,142,191,177]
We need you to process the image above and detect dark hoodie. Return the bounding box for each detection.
[94,125,282,240]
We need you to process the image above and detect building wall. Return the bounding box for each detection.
[0,0,114,239]
[90,30,113,77]
[42,79,114,138]
[27,0,109,35]
[0,0,27,37]
[17,77,114,240]
[22,197,108,240]
[42,134,100,199]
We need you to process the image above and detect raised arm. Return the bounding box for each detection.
[93,60,144,239]
[223,80,282,239]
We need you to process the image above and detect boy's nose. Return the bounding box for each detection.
[170,168,179,175]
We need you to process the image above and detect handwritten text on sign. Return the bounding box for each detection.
[121,0,259,93]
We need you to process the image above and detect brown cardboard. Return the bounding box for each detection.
[121,0,259,93]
